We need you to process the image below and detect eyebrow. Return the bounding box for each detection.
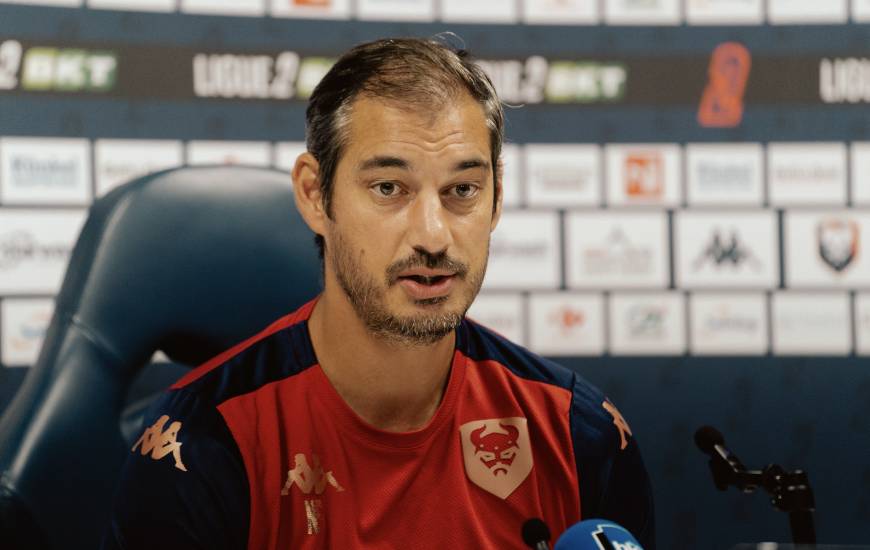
[359,155,491,173]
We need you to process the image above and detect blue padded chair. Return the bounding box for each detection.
[0,166,321,550]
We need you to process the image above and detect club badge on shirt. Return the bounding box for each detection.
[459,417,533,499]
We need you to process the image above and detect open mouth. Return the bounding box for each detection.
[400,274,451,286]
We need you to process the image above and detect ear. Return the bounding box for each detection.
[292,152,328,236]
[490,156,504,233]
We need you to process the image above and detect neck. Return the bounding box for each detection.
[307,286,457,432]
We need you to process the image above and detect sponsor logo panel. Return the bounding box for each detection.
[0,209,86,294]
[784,210,870,288]
[767,142,847,206]
[854,292,870,354]
[851,142,870,205]
[768,0,848,23]
[440,0,517,23]
[467,293,525,345]
[271,0,351,18]
[95,139,183,197]
[686,143,763,206]
[1,297,54,367]
[0,137,91,205]
[356,0,435,21]
[87,0,175,11]
[685,0,763,24]
[274,142,307,174]
[500,144,522,208]
[186,141,271,167]
[609,292,686,355]
[522,0,599,24]
[855,0,870,22]
[605,144,681,207]
[689,292,768,355]
[528,292,604,356]
[603,0,681,25]
[675,210,779,289]
[772,292,851,355]
[819,57,870,104]
[10,42,118,94]
[0,0,81,5]
[180,0,266,16]
[484,210,560,290]
[525,144,600,207]
[565,211,669,289]
[192,50,327,101]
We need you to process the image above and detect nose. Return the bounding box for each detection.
[406,189,452,255]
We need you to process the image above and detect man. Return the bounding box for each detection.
[103,37,654,549]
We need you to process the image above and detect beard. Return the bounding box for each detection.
[328,229,487,346]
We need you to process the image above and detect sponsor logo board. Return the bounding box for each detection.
[853,143,870,205]
[186,141,271,167]
[525,144,600,207]
[484,211,560,290]
[0,0,81,5]
[88,0,175,11]
[603,0,681,25]
[467,293,525,345]
[356,0,435,21]
[854,292,870,354]
[528,292,604,356]
[855,0,870,22]
[13,42,117,93]
[565,211,669,289]
[820,57,870,104]
[180,0,266,16]
[768,0,848,23]
[0,137,91,205]
[772,292,851,355]
[0,209,86,294]
[784,210,870,287]
[675,211,778,289]
[609,292,686,355]
[686,143,763,206]
[689,292,768,355]
[440,0,517,22]
[271,0,351,18]
[1,297,54,367]
[768,142,847,206]
[193,50,319,101]
[605,144,681,207]
[95,139,183,197]
[685,0,763,24]
[273,142,307,174]
[500,144,522,208]
[522,0,599,24]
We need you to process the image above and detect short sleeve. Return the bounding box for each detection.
[101,389,250,550]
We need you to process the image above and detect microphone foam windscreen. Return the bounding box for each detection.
[522,518,551,548]
[694,425,725,455]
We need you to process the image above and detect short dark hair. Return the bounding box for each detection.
[305,36,505,259]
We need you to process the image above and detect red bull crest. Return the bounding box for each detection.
[459,417,533,499]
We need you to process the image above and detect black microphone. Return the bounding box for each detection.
[521,518,551,550]
[694,425,756,492]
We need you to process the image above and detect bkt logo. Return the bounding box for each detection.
[19,45,117,93]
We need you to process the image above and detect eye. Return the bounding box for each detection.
[372,181,401,197]
[450,183,479,199]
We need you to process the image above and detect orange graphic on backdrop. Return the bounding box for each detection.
[625,153,663,198]
[697,42,752,128]
[294,0,330,6]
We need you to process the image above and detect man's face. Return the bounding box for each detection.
[323,94,501,345]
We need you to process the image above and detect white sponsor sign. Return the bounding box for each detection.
[274,141,307,173]
[675,211,779,289]
[0,209,86,294]
[605,144,681,207]
[356,0,435,21]
[565,211,669,289]
[0,137,91,206]
[0,0,81,5]
[768,0,848,23]
[685,143,763,206]
[784,210,870,288]
[528,292,604,356]
[186,141,271,167]
[271,0,351,19]
[180,0,265,16]
[522,0,599,24]
[689,292,768,355]
[440,0,517,22]
[88,0,175,11]
[854,292,870,354]
[604,0,681,25]
[772,292,851,355]
[485,210,560,290]
[500,143,522,208]
[467,293,525,345]
[768,142,847,206]
[525,144,600,207]
[95,139,183,197]
[855,0,870,21]
[1,298,53,367]
[609,292,686,355]
[851,142,870,205]
[685,0,763,24]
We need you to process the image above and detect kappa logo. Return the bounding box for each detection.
[281,453,345,496]
[132,415,187,472]
[602,400,633,451]
[692,229,761,272]
[459,417,533,499]
[818,218,859,273]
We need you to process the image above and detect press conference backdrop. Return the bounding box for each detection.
[1,0,870,547]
